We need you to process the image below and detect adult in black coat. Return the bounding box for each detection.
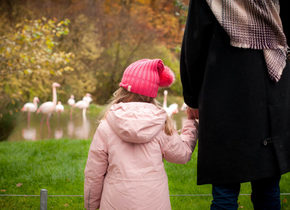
[180,0,290,209]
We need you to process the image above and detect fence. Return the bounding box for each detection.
[1,190,290,210]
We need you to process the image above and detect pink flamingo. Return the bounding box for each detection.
[55,101,64,118]
[75,94,92,120]
[82,93,92,104]
[163,90,179,117]
[21,97,39,127]
[37,82,61,132]
[74,95,92,139]
[67,95,75,119]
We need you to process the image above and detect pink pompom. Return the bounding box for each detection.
[159,66,175,87]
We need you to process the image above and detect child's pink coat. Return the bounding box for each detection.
[84,102,198,210]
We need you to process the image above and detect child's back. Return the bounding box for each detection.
[84,59,198,210]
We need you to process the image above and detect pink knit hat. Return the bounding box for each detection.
[119,59,175,98]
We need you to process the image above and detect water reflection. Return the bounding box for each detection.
[10,108,186,141]
[67,120,75,137]
[39,116,52,139]
[22,127,37,141]
[54,128,63,139]
[75,117,90,139]
[10,111,95,141]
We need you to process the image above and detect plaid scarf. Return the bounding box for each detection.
[206,0,288,82]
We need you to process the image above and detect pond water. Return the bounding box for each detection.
[7,105,187,141]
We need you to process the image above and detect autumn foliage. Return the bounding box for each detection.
[0,0,188,135]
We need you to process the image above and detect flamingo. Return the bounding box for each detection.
[75,94,92,119]
[74,94,92,139]
[21,97,39,127]
[37,82,61,132]
[75,99,90,119]
[55,101,64,118]
[67,95,75,119]
[163,90,179,117]
[82,93,92,103]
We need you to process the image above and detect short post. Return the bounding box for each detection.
[40,189,48,210]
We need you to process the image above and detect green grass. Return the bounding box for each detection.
[0,139,290,209]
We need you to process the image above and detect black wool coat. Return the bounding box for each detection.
[180,0,290,185]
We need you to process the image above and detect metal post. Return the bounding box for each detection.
[40,189,48,210]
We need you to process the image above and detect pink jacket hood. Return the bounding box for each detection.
[106,102,167,144]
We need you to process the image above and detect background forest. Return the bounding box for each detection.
[0,0,188,140]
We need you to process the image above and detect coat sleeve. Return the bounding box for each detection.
[180,0,215,108]
[84,125,108,210]
[158,119,198,164]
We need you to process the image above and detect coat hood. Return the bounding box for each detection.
[106,102,167,144]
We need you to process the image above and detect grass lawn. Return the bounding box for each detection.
[0,139,290,210]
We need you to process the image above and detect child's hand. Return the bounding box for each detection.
[186,107,199,120]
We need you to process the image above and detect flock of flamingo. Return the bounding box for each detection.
[21,82,93,128]
[20,82,186,140]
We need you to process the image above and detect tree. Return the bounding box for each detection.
[0,17,74,115]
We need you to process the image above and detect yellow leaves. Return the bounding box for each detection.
[64,58,70,63]
[30,57,36,64]
[57,19,70,27]
[47,19,56,28]
[67,52,75,59]
[45,39,54,49]
[63,66,74,72]
[15,23,22,28]
[49,70,55,75]
[1,16,74,102]
[56,71,62,76]
[24,69,32,75]
[63,19,70,26]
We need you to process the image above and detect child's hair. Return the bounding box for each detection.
[100,87,174,136]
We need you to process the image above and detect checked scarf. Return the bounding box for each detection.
[206,0,288,82]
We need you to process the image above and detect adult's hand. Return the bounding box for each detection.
[187,107,199,120]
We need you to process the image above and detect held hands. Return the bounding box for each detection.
[186,107,199,120]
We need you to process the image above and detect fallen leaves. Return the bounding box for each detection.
[16,183,23,187]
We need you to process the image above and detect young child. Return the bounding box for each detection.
[84,59,198,210]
